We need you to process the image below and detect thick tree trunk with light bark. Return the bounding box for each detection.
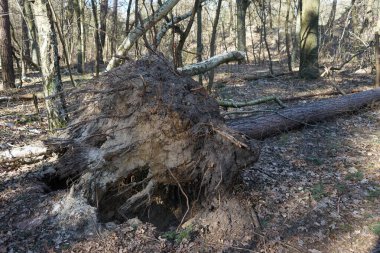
[299,0,320,79]
[33,0,68,129]
[0,0,15,89]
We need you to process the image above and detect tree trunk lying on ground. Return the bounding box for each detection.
[43,57,379,238]
[0,141,47,163]
[228,88,380,139]
[178,51,245,76]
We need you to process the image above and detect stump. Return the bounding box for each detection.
[51,56,259,230]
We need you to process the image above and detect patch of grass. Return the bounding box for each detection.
[345,171,364,182]
[306,156,324,166]
[162,226,193,243]
[370,222,380,235]
[311,183,326,201]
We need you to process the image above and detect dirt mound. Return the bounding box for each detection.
[49,56,259,232]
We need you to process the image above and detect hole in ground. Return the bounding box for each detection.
[40,168,79,191]
[98,183,199,231]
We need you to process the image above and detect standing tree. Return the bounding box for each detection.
[0,0,15,89]
[196,1,203,84]
[73,0,85,73]
[299,0,320,79]
[22,0,40,66]
[99,0,108,63]
[207,0,223,90]
[91,0,100,76]
[110,0,118,56]
[236,0,250,53]
[32,0,68,129]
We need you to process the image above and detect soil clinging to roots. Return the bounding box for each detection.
[50,56,259,231]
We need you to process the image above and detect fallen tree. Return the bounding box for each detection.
[49,56,259,235]
[228,88,380,139]
[178,51,245,76]
[0,141,48,163]
[44,57,379,239]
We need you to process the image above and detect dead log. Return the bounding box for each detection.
[178,51,245,76]
[228,88,380,139]
[0,141,48,163]
[50,56,259,231]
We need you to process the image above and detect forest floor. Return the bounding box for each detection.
[0,63,379,253]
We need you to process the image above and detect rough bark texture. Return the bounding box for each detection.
[299,0,320,79]
[73,0,83,73]
[178,51,245,76]
[0,0,15,89]
[52,56,259,229]
[236,0,250,52]
[23,0,40,66]
[106,0,180,70]
[91,0,100,77]
[99,0,108,63]
[228,88,380,139]
[33,0,68,129]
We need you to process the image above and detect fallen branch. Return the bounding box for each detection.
[0,92,44,102]
[178,51,245,76]
[228,88,380,139]
[0,141,48,163]
[218,96,286,108]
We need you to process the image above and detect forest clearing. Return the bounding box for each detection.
[0,0,380,252]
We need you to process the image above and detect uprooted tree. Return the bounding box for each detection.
[40,57,379,235]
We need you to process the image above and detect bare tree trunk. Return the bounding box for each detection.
[299,0,320,79]
[196,2,203,84]
[236,0,250,53]
[228,88,380,139]
[110,0,118,56]
[99,0,108,63]
[125,0,132,37]
[285,0,292,71]
[106,0,181,71]
[175,0,200,67]
[207,0,222,91]
[178,51,245,76]
[0,0,15,89]
[375,32,380,87]
[21,16,30,79]
[33,0,68,129]
[22,0,40,66]
[91,0,100,77]
[80,0,86,72]
[73,0,84,73]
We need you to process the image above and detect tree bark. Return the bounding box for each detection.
[299,0,320,79]
[22,0,40,66]
[125,0,132,37]
[207,0,222,90]
[228,88,380,139]
[196,1,203,84]
[91,0,100,77]
[99,0,108,63]
[33,0,68,129]
[0,0,15,89]
[236,0,250,53]
[178,51,245,76]
[106,0,181,71]
[73,0,84,73]
[110,0,118,56]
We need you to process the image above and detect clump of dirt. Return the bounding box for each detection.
[48,56,259,234]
